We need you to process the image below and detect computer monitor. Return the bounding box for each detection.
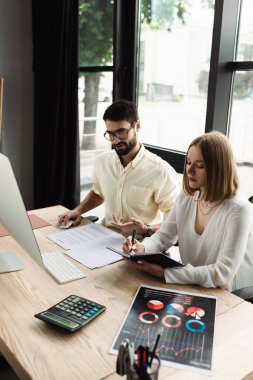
[0,153,44,272]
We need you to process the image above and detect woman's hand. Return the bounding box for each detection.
[111,215,148,235]
[122,236,145,253]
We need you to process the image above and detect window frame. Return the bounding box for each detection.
[79,0,253,174]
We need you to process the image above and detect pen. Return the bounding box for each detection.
[149,329,161,366]
[131,229,136,246]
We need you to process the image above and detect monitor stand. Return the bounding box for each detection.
[0,252,25,273]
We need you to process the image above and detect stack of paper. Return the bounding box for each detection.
[47,224,124,269]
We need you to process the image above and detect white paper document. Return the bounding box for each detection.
[47,224,124,269]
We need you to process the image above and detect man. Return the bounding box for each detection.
[59,99,180,236]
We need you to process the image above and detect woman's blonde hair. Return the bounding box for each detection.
[183,131,239,202]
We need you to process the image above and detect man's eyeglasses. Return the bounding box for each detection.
[104,121,136,141]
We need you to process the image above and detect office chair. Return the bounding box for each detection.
[231,196,253,303]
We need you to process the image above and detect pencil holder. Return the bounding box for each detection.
[127,353,160,380]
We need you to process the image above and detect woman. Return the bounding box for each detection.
[123,131,253,291]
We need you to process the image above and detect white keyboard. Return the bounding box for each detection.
[41,251,86,284]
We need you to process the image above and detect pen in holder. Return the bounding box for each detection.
[116,339,160,380]
[127,351,160,380]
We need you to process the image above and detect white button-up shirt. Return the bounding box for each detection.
[142,190,253,291]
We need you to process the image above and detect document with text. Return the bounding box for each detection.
[47,224,125,269]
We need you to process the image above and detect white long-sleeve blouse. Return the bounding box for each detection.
[142,190,253,291]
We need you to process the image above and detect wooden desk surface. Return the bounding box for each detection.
[0,205,253,380]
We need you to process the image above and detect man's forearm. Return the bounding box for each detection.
[75,190,104,214]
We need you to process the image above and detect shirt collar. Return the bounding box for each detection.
[115,144,145,168]
[131,144,145,168]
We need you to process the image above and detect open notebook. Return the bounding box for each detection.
[107,247,184,268]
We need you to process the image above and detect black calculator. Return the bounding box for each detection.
[35,295,106,332]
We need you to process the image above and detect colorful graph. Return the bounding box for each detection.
[162,315,181,328]
[147,299,164,310]
[128,322,205,361]
[157,328,206,361]
[185,320,206,333]
[111,285,216,375]
[139,311,159,324]
[185,306,205,319]
[166,303,184,314]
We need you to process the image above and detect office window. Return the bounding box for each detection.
[79,1,113,67]
[228,0,253,197]
[236,0,253,62]
[79,1,114,196]
[137,0,214,153]
[229,71,253,165]
[78,72,112,193]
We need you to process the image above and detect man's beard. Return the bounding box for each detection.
[112,135,138,156]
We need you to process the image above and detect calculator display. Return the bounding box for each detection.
[40,311,79,329]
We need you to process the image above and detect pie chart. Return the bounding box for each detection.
[146,299,164,310]
[185,306,205,319]
[166,303,184,314]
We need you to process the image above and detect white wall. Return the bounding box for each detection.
[0,0,34,209]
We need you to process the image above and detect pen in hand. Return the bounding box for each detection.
[131,229,137,249]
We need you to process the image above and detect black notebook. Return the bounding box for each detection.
[107,247,184,268]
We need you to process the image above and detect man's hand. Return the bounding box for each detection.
[58,209,82,226]
[111,215,148,235]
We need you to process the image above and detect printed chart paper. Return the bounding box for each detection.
[110,285,216,375]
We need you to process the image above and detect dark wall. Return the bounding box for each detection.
[0,0,34,209]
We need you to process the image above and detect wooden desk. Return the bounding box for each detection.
[0,205,253,380]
